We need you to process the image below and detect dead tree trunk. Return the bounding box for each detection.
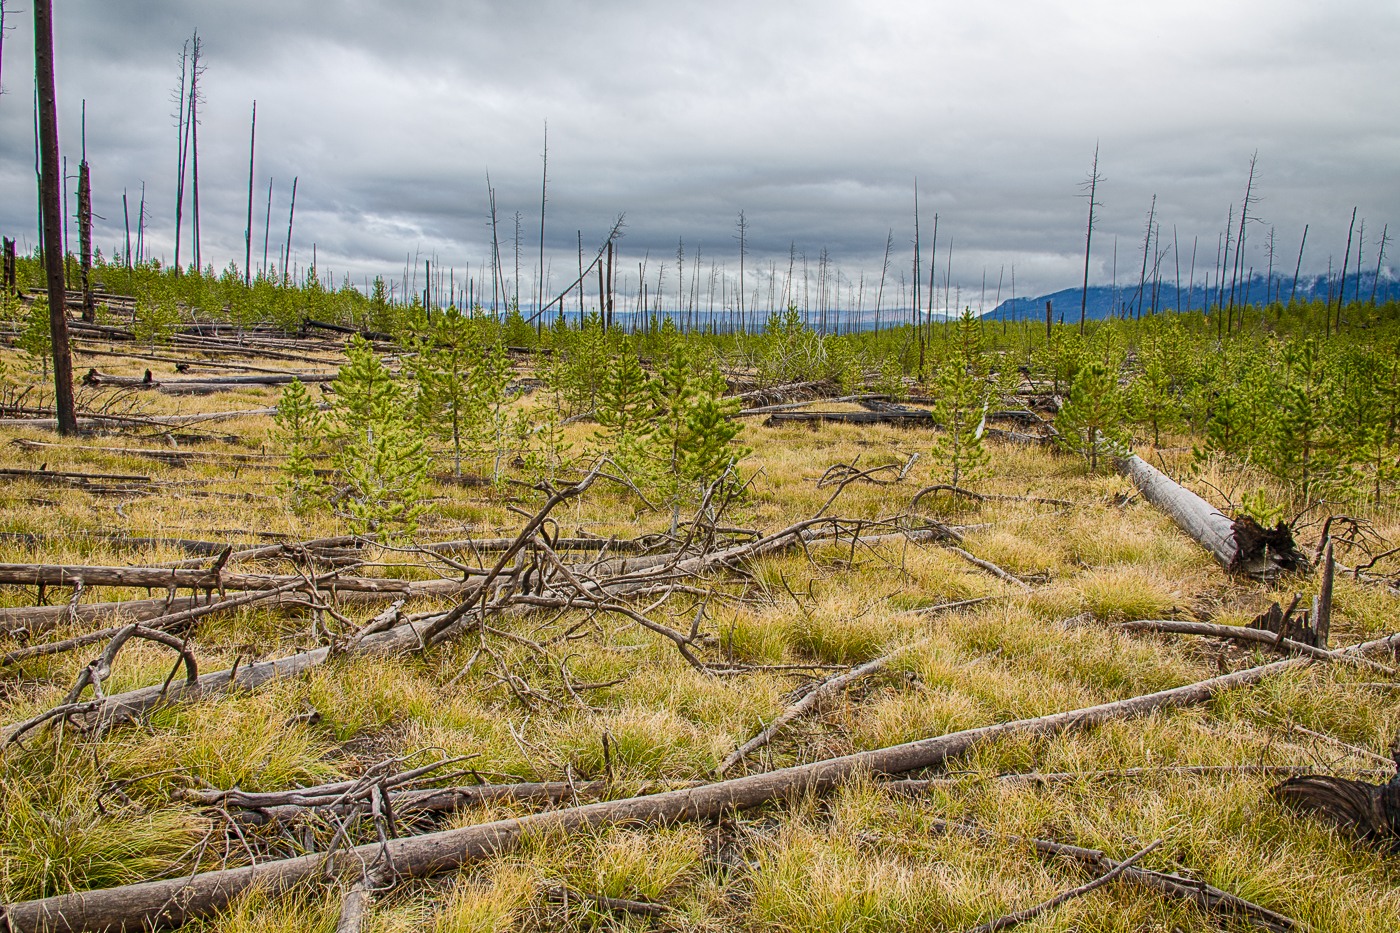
[78,157,94,322]
[1117,455,1307,577]
[33,0,78,435]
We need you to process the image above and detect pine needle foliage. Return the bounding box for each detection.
[592,339,658,474]
[1056,360,1130,471]
[409,309,481,478]
[929,309,992,489]
[272,377,326,512]
[332,335,430,539]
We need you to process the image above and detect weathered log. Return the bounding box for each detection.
[9,634,1397,932]
[216,781,617,827]
[730,379,840,405]
[0,577,469,637]
[881,764,1375,794]
[0,408,282,429]
[589,521,956,580]
[765,410,935,426]
[424,536,645,555]
[1117,619,1399,675]
[1272,774,1400,844]
[715,639,927,775]
[959,839,1161,933]
[0,563,409,593]
[925,817,1299,932]
[0,609,454,746]
[0,532,251,555]
[1117,455,1308,577]
[302,319,394,342]
[0,467,150,484]
[735,394,890,417]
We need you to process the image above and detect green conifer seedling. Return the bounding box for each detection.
[1056,360,1130,471]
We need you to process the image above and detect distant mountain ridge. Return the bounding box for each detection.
[984,271,1400,322]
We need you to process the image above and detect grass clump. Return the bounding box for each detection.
[0,760,206,901]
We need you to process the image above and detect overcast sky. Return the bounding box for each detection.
[2,0,1398,310]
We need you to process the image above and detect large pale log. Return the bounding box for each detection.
[9,631,1397,932]
[1118,455,1306,577]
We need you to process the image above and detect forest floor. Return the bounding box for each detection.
[2,339,1399,932]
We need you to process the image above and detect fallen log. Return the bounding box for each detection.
[0,407,282,429]
[70,345,324,375]
[210,781,618,827]
[1272,772,1400,845]
[3,580,313,665]
[982,427,1052,446]
[589,521,957,579]
[302,319,394,342]
[0,534,248,558]
[924,817,1299,932]
[715,639,928,775]
[1117,455,1308,577]
[736,394,891,417]
[0,467,150,484]
[881,763,1386,794]
[1117,619,1398,675]
[765,409,935,426]
[9,634,1397,932]
[0,608,455,746]
[0,563,411,593]
[730,379,840,406]
[908,485,1073,508]
[960,839,1162,933]
[946,546,1032,591]
[423,536,645,555]
[0,576,468,636]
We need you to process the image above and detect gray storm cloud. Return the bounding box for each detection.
[1,0,1397,304]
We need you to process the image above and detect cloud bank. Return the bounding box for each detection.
[1,0,1397,310]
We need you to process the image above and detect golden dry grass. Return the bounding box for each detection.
[2,341,1400,931]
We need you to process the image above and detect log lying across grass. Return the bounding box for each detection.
[8,631,1396,933]
[1117,455,1308,577]
[0,562,421,592]
[765,410,935,426]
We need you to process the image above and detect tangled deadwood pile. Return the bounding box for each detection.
[1,447,1397,932]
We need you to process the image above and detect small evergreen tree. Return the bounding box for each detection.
[273,377,325,512]
[410,310,479,477]
[929,309,992,489]
[332,335,431,539]
[1264,381,1351,507]
[1056,360,1129,471]
[369,276,394,334]
[133,294,181,351]
[679,387,749,498]
[1354,423,1398,505]
[1128,349,1181,447]
[650,329,749,529]
[593,341,658,475]
[17,298,53,379]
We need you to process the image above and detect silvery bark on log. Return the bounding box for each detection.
[1117,455,1307,577]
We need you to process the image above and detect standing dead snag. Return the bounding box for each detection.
[1118,455,1308,577]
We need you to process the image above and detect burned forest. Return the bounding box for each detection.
[0,241,1397,933]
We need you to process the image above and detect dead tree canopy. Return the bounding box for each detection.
[1118,455,1307,577]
